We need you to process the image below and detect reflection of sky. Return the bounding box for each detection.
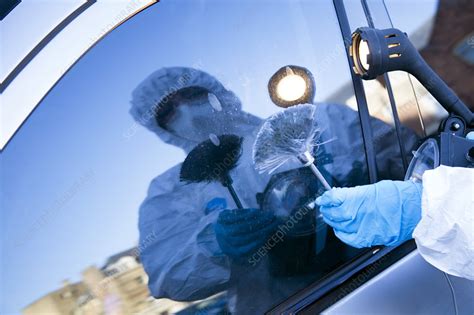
[0,0,437,313]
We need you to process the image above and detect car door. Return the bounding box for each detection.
[2,1,472,315]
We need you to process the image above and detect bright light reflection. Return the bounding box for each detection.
[276,74,307,102]
[359,39,370,71]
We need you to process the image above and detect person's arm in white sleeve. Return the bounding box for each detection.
[138,166,231,300]
[413,165,474,280]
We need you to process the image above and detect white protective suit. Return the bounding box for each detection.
[414,165,474,280]
[131,67,419,314]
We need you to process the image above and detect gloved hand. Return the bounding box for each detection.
[316,180,422,248]
[214,208,278,260]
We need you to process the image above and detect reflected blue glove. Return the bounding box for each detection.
[214,208,278,260]
[316,180,422,248]
[205,198,227,215]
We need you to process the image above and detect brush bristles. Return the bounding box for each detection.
[253,104,321,174]
[180,134,243,184]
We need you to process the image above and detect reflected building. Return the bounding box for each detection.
[22,248,190,315]
[22,281,88,315]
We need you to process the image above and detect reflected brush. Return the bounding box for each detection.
[252,104,331,190]
[180,134,244,208]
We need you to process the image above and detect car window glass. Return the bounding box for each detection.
[2,1,422,314]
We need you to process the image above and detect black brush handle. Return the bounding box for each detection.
[226,184,244,209]
[223,174,244,209]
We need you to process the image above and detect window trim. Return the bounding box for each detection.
[333,0,378,184]
[267,243,417,314]
[0,0,97,93]
[360,0,409,172]
[0,0,159,152]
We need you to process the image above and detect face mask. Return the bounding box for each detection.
[167,101,228,142]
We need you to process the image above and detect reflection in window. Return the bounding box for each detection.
[130,3,422,313]
[130,1,374,313]
[454,34,474,65]
[4,1,421,315]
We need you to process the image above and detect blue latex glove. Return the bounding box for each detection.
[316,180,422,248]
[214,208,278,260]
[205,198,227,215]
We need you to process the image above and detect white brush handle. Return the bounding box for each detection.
[308,163,332,191]
[298,151,332,191]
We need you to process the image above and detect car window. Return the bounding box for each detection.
[2,1,426,314]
